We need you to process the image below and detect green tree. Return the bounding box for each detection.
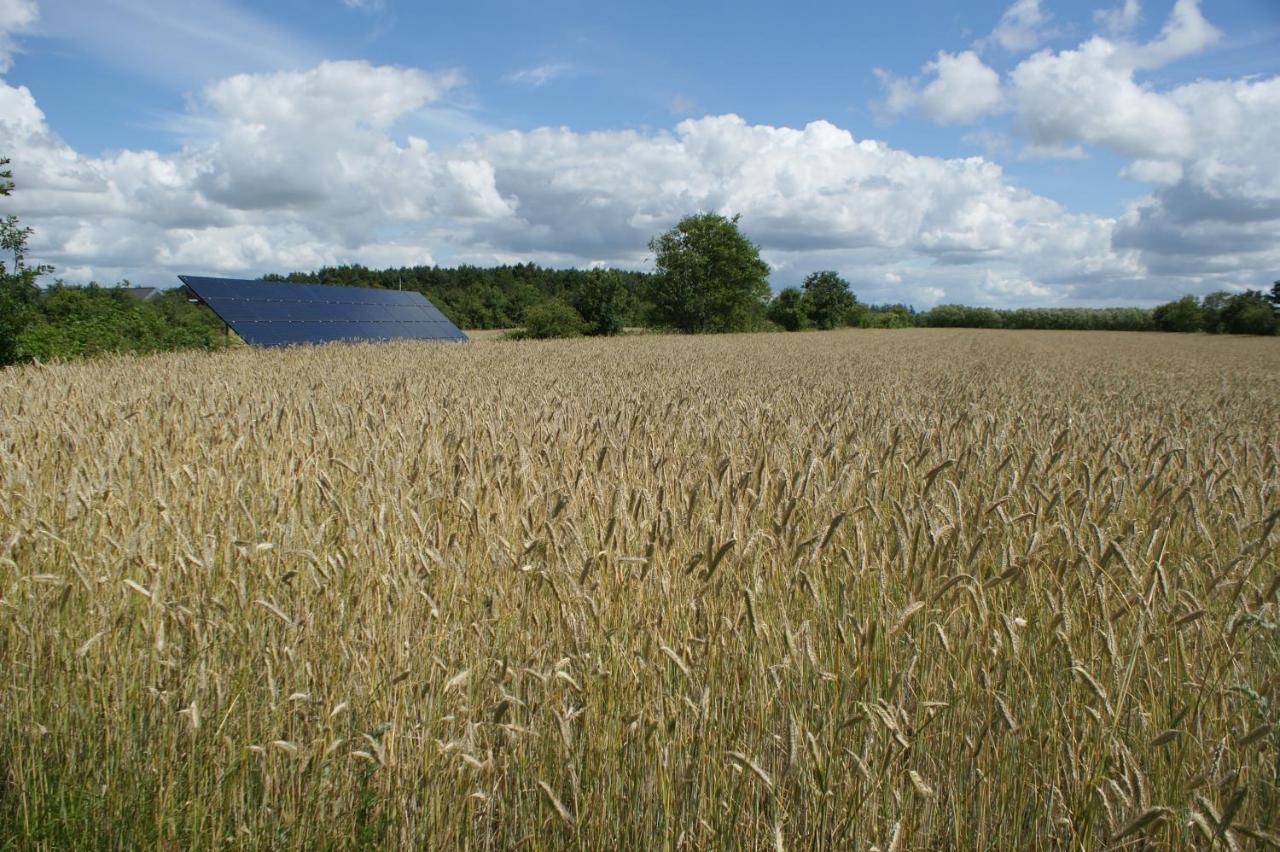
[801,270,856,329]
[570,268,630,336]
[1,156,49,366]
[1268,281,1279,310]
[867,304,915,328]
[13,284,231,361]
[767,287,809,331]
[1151,295,1205,332]
[846,302,871,327]
[1200,291,1232,333]
[647,213,770,333]
[516,298,585,339]
[1220,290,1278,336]
[920,304,1003,328]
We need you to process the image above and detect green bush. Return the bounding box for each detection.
[800,271,856,330]
[514,298,586,339]
[766,287,809,331]
[846,303,871,327]
[13,285,228,362]
[1221,291,1278,335]
[570,269,630,336]
[920,304,1003,328]
[864,305,915,328]
[1152,296,1205,332]
[918,305,1155,332]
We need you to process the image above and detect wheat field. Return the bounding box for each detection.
[1,329,1277,849]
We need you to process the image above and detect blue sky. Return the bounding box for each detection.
[0,0,1277,306]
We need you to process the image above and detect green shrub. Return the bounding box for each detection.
[846,303,871,327]
[1221,292,1278,335]
[800,271,856,330]
[1152,296,1205,332]
[865,305,915,328]
[920,304,1003,329]
[766,287,809,331]
[514,298,586,339]
[570,269,630,336]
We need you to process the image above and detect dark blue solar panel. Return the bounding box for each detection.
[179,276,469,347]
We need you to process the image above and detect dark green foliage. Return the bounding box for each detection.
[15,285,229,361]
[918,305,1154,332]
[996,307,1153,331]
[646,213,771,333]
[0,285,30,364]
[863,304,916,328]
[1199,291,1232,334]
[1189,290,1278,336]
[1220,290,1278,335]
[513,298,585,339]
[570,268,630,336]
[1269,281,1280,309]
[0,261,38,365]
[846,302,871,327]
[919,304,1003,328]
[767,287,809,331]
[1152,296,1205,332]
[265,263,652,331]
[801,270,856,330]
[1,156,51,365]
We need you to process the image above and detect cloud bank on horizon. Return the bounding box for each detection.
[0,0,1276,307]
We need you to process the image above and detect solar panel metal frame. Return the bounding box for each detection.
[179,275,469,348]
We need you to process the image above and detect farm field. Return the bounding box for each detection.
[1,328,1278,848]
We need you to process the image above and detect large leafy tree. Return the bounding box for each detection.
[647,213,770,333]
[801,270,856,329]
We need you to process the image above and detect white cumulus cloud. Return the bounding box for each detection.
[1009,37,1194,160]
[0,0,37,72]
[1095,0,1141,35]
[878,51,1005,125]
[1126,0,1219,69]
[989,0,1053,53]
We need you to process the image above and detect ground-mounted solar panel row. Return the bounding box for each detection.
[179,275,468,347]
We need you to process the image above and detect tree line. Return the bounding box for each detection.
[2,157,1276,366]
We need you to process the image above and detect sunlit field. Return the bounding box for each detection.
[2,329,1277,848]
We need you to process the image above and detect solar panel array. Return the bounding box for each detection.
[179,276,468,348]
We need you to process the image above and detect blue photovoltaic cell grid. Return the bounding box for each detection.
[178,276,469,347]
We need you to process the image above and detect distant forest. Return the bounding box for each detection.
[264,263,654,330]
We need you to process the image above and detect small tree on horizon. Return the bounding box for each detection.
[801,270,856,329]
[1220,290,1278,336]
[570,268,630,336]
[767,287,808,331]
[647,213,770,333]
[517,297,585,339]
[1151,295,1204,332]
